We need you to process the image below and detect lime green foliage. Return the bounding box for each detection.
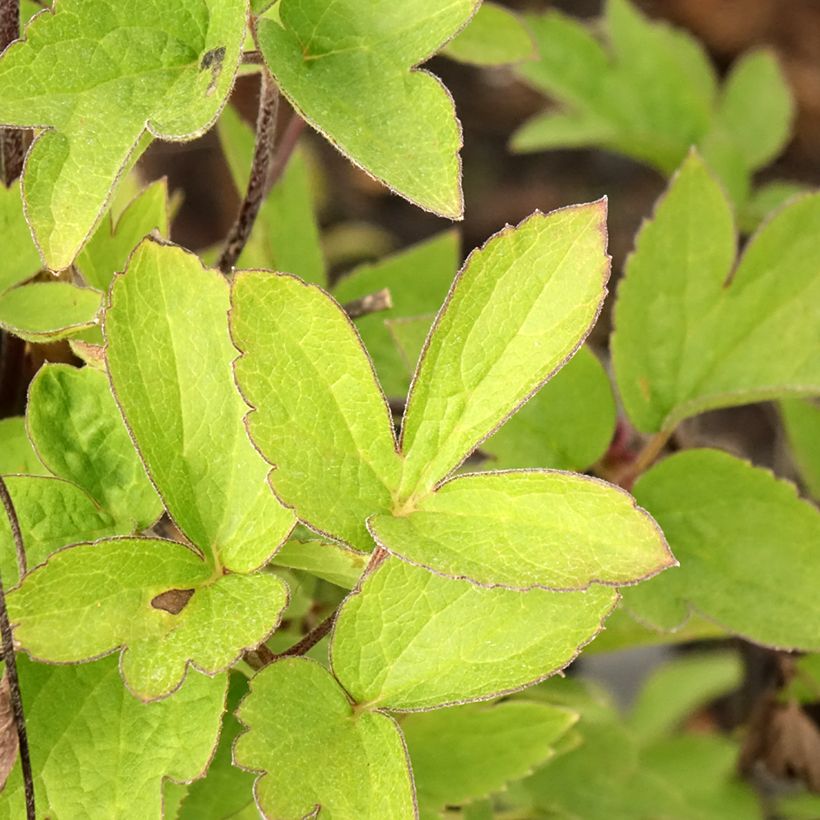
[217,104,326,284]
[0,475,119,584]
[623,449,820,650]
[234,658,415,818]
[403,699,576,815]
[0,0,246,270]
[740,179,808,233]
[332,231,460,396]
[399,204,609,499]
[231,270,402,552]
[482,347,616,471]
[27,364,161,529]
[76,179,170,292]
[272,540,368,589]
[0,281,101,342]
[513,0,793,216]
[628,653,742,745]
[442,2,535,67]
[172,673,257,819]
[613,153,820,434]
[520,675,757,820]
[331,557,618,711]
[781,399,820,498]
[9,537,287,700]
[0,183,40,293]
[0,655,225,819]
[0,417,46,476]
[105,241,294,572]
[370,471,673,590]
[256,0,477,219]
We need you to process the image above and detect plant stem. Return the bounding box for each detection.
[0,477,25,577]
[217,69,280,275]
[0,0,24,186]
[0,478,34,819]
[617,427,675,489]
[343,288,392,319]
[274,613,336,660]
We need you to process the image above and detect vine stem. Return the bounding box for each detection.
[217,68,280,275]
[617,427,675,489]
[0,477,34,819]
[0,0,24,186]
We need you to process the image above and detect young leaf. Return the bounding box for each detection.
[231,271,402,551]
[75,179,170,292]
[482,346,617,472]
[403,700,576,815]
[0,655,226,819]
[781,399,820,499]
[27,364,162,529]
[0,0,246,269]
[256,0,478,219]
[399,202,609,500]
[0,475,120,585]
[8,537,288,700]
[105,240,295,572]
[371,470,672,591]
[331,557,617,711]
[442,2,535,67]
[0,417,46,476]
[710,49,793,171]
[271,539,368,589]
[0,183,40,293]
[0,281,101,342]
[612,152,820,434]
[622,449,820,651]
[234,658,416,819]
[217,104,326,285]
[332,231,460,396]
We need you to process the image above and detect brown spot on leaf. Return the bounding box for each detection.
[0,675,19,790]
[151,588,195,615]
[201,46,226,95]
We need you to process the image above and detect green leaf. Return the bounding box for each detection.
[482,346,616,471]
[271,539,368,589]
[513,2,716,173]
[231,270,401,551]
[511,109,616,154]
[781,399,820,499]
[385,315,436,378]
[0,182,41,293]
[105,240,294,572]
[332,230,460,396]
[256,0,477,219]
[234,657,415,819]
[442,2,535,67]
[217,103,326,285]
[0,0,246,269]
[0,655,226,819]
[612,152,820,433]
[0,417,46,476]
[0,475,120,585]
[331,557,617,711]
[0,281,101,342]
[174,672,256,820]
[398,203,609,501]
[622,449,820,651]
[712,49,793,171]
[403,699,576,814]
[371,470,672,590]
[26,364,162,529]
[9,536,288,700]
[628,652,742,745]
[739,179,807,233]
[76,179,170,292]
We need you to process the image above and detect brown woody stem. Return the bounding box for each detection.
[0,0,24,186]
[0,477,34,819]
[217,69,280,275]
[343,288,393,320]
